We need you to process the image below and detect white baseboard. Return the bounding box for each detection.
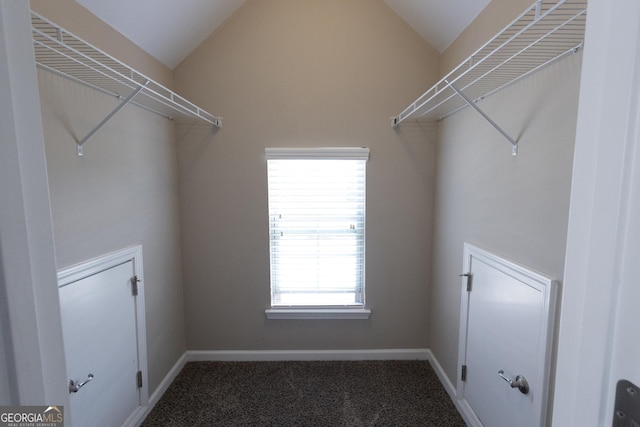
[185,348,430,362]
[424,349,457,400]
[133,352,188,426]
[425,349,474,426]
[148,352,188,406]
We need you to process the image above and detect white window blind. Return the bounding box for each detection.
[266,147,369,307]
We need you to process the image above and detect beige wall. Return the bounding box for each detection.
[429,0,582,418]
[28,0,582,411]
[33,4,186,393]
[173,0,440,350]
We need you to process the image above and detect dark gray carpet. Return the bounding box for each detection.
[142,360,466,426]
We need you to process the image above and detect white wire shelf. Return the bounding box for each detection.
[31,11,221,155]
[392,0,587,155]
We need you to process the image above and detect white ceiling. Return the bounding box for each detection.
[384,0,491,52]
[76,0,490,70]
[76,0,247,69]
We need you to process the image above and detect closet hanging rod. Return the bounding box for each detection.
[32,26,221,127]
[392,0,587,124]
[391,0,587,154]
[31,11,222,155]
[35,61,185,122]
[439,42,582,121]
[414,7,586,122]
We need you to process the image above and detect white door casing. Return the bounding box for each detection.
[607,85,640,423]
[552,0,640,424]
[597,4,640,420]
[456,243,557,427]
[57,246,148,427]
[0,0,68,406]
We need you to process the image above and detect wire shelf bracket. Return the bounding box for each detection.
[31,11,222,156]
[391,0,587,156]
[447,80,519,156]
[76,81,148,156]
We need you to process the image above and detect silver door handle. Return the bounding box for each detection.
[69,373,94,393]
[498,370,529,394]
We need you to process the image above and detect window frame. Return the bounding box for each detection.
[264,147,371,320]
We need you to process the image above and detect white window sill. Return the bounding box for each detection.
[265,308,371,320]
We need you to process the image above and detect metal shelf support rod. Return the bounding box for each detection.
[439,43,583,121]
[77,80,149,156]
[447,80,518,156]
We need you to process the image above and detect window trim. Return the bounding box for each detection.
[265,308,372,320]
[265,147,370,317]
[265,147,370,160]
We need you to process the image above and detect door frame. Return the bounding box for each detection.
[456,243,558,427]
[551,0,640,424]
[57,246,149,426]
[0,1,68,406]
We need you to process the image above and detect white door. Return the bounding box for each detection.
[456,244,557,427]
[58,247,148,427]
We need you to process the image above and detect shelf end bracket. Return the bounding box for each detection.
[76,80,150,156]
[446,80,518,156]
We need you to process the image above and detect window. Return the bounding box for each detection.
[265,147,369,314]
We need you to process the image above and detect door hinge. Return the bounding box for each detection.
[460,273,472,291]
[131,275,140,296]
[137,370,143,388]
[461,365,467,381]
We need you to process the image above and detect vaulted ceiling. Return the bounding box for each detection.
[75,0,490,69]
